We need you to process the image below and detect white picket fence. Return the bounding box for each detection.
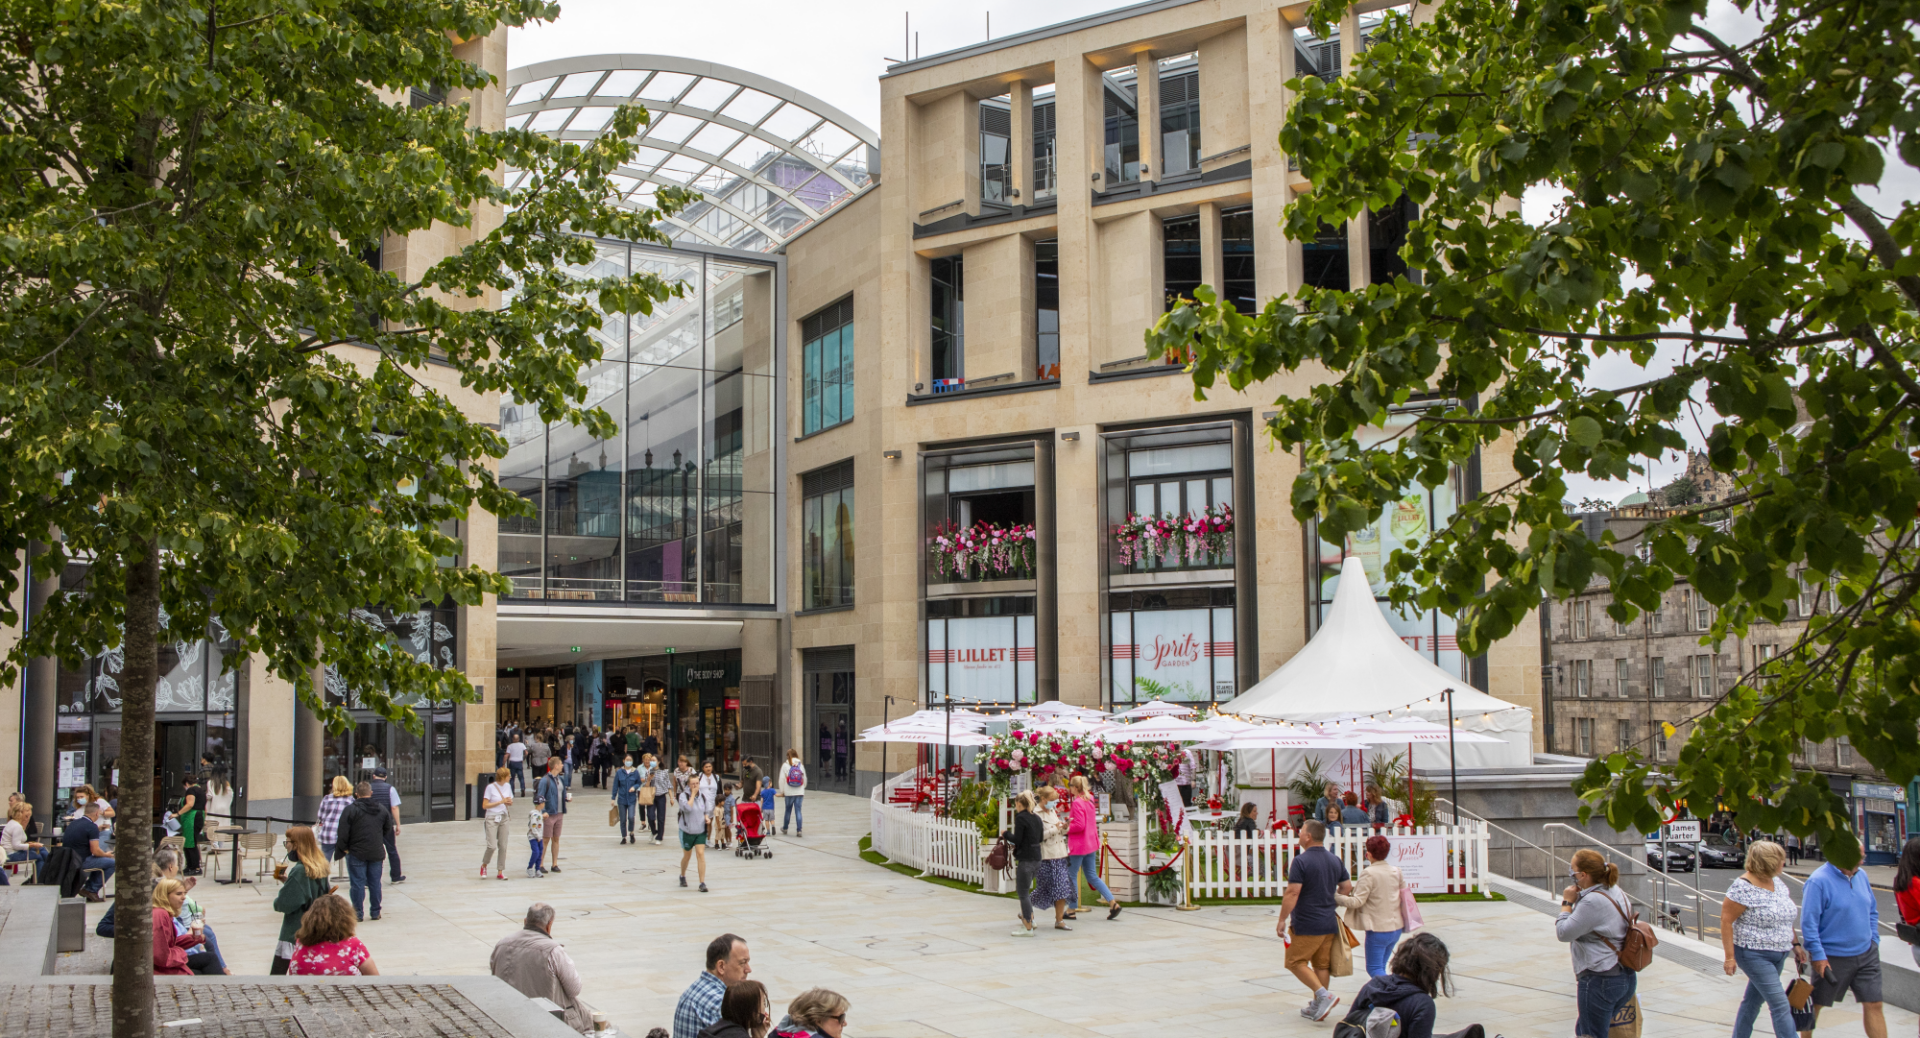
[1186,822,1490,900]
[869,775,985,885]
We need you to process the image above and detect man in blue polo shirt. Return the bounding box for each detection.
[62,800,115,902]
[1801,855,1886,1038]
[1275,818,1354,1022]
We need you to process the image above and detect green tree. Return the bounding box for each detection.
[1149,0,1920,866]
[0,2,687,1032]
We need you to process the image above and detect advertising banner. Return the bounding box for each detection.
[1390,835,1450,893]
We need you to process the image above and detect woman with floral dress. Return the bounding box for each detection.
[289,892,381,976]
[1032,787,1075,930]
[1718,840,1805,1038]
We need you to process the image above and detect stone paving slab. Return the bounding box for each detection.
[0,982,509,1038]
[97,791,1918,1037]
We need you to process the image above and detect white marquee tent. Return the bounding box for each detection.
[1222,556,1534,788]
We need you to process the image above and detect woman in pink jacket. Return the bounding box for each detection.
[1065,775,1122,921]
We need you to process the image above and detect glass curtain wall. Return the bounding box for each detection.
[1309,413,1466,678]
[801,297,854,435]
[501,240,778,605]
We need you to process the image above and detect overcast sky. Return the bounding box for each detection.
[513,1,1913,508]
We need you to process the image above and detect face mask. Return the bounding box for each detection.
[625,761,634,768]
[75,796,87,805]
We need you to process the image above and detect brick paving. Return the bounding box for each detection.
[0,982,511,1038]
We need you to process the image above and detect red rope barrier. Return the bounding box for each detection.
[1101,842,1185,876]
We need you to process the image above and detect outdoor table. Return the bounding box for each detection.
[210,825,253,885]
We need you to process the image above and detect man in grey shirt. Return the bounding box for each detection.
[527,735,551,777]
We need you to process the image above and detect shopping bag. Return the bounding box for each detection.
[1607,995,1641,1038]
[1329,934,1354,977]
[1339,917,1363,948]
[608,805,619,827]
[1398,885,1425,934]
[639,785,656,807]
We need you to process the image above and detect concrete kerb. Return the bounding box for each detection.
[0,886,59,977]
[1490,870,1920,1014]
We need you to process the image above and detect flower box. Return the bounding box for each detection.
[928,520,1038,581]
[1113,505,1233,569]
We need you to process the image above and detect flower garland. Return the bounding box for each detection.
[981,726,1188,792]
[928,520,1037,580]
[1113,504,1232,566]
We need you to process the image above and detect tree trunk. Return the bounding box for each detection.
[112,544,160,1038]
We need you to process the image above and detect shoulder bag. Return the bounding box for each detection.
[1397,867,1425,934]
[1597,889,1658,971]
[985,835,1011,872]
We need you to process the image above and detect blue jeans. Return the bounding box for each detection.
[1365,929,1403,977]
[1731,946,1796,1038]
[200,921,228,972]
[344,857,382,918]
[617,801,637,838]
[1066,852,1114,907]
[508,761,525,793]
[783,795,803,832]
[647,799,666,840]
[1575,965,1637,1038]
[81,855,115,892]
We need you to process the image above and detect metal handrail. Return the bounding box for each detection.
[1435,798,1705,940]
[1541,821,1709,940]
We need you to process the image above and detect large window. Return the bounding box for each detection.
[1116,442,1234,573]
[1572,658,1591,697]
[1102,72,1141,186]
[1615,658,1630,698]
[802,461,854,609]
[1032,89,1057,202]
[924,446,1037,585]
[1651,656,1666,697]
[1035,239,1059,380]
[1163,215,1202,311]
[1221,206,1257,314]
[1302,220,1349,290]
[1692,654,1715,698]
[1576,717,1594,756]
[499,241,777,605]
[980,97,1012,205]
[926,598,1037,704]
[1294,26,1342,82]
[931,256,964,385]
[1159,55,1201,176]
[802,297,854,435]
[1369,193,1416,284]
[1109,587,1236,704]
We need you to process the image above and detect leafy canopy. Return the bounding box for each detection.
[1148,0,1920,865]
[0,0,689,731]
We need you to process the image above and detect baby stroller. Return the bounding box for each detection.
[733,801,771,859]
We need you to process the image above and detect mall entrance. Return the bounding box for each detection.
[801,648,855,796]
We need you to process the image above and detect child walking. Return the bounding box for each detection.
[526,807,547,878]
[758,778,775,836]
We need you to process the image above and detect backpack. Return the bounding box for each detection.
[1596,888,1659,971]
[985,835,1012,872]
[786,763,804,788]
[1331,997,1401,1038]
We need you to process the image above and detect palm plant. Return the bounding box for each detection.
[1285,756,1332,818]
[1366,751,1407,801]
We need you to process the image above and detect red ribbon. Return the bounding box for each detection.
[1101,842,1186,876]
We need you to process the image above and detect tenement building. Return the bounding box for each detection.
[6,0,1552,821]
[1543,504,1914,864]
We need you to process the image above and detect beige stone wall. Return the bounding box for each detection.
[791,0,1539,786]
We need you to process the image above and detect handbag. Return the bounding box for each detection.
[608,804,619,827]
[1787,961,1816,1031]
[985,836,1011,872]
[1897,921,1920,945]
[1398,883,1425,934]
[1606,994,1641,1038]
[1338,917,1363,949]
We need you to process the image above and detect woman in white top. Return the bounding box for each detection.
[480,766,514,881]
[205,767,235,825]
[778,749,807,837]
[3,800,47,880]
[1721,840,1805,1038]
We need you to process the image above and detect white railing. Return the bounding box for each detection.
[868,779,984,885]
[1186,822,1490,900]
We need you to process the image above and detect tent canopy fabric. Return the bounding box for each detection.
[1221,556,1532,769]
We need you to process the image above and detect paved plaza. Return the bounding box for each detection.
[125,792,1912,1037]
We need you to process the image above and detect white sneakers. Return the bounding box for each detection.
[1300,993,1340,1022]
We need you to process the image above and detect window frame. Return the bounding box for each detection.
[801,297,854,436]
[1650,656,1666,698]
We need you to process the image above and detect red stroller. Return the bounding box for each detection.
[733,801,771,859]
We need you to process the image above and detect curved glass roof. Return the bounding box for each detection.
[506,55,880,252]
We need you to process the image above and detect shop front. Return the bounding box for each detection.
[1853,780,1907,866]
[598,649,742,771]
[320,603,464,824]
[801,646,855,796]
[56,621,244,821]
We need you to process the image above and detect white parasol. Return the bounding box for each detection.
[1113,701,1197,720]
[1101,717,1219,743]
[856,727,992,746]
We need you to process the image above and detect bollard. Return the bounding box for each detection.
[56,897,86,952]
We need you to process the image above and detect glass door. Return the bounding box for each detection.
[156,719,203,816]
[804,670,855,795]
[430,709,456,822]
[390,723,427,824]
